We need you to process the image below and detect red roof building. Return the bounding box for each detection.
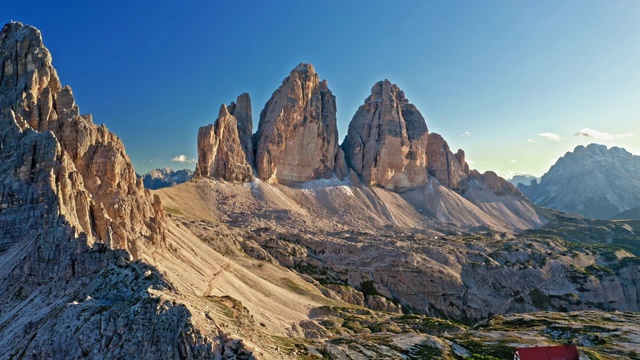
[514,344,579,360]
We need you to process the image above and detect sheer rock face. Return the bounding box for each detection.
[0,23,223,359]
[227,93,254,166]
[425,133,469,191]
[342,80,429,190]
[254,63,340,184]
[195,104,253,182]
[0,22,164,255]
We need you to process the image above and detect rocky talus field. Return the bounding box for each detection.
[1,22,639,359]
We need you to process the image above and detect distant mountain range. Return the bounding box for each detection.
[507,174,539,186]
[139,168,193,189]
[519,144,640,219]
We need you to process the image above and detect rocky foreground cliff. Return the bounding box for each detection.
[0,21,238,358]
[2,22,640,359]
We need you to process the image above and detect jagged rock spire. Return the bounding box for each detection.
[227,93,254,166]
[254,63,340,184]
[425,133,469,191]
[195,103,253,182]
[342,80,429,190]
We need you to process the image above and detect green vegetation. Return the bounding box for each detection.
[281,277,309,295]
[467,355,502,360]
[270,336,321,360]
[163,206,183,215]
[449,335,516,359]
[406,343,444,359]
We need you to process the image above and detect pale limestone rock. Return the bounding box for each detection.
[334,147,348,181]
[228,93,254,166]
[254,63,339,184]
[466,170,520,196]
[342,80,429,190]
[195,104,253,182]
[0,22,224,359]
[454,149,470,176]
[425,132,469,191]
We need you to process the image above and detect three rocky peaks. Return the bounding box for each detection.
[196,63,506,195]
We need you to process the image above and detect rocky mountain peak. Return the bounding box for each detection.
[254,63,340,184]
[342,80,429,189]
[519,143,640,219]
[369,79,409,104]
[293,62,315,75]
[0,22,165,254]
[218,103,230,116]
[195,101,253,182]
[227,92,253,166]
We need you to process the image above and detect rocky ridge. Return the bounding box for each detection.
[0,22,233,358]
[0,21,164,256]
[507,174,539,187]
[195,104,253,182]
[140,168,194,190]
[425,133,470,191]
[519,144,640,219]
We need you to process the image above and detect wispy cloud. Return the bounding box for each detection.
[171,155,196,163]
[466,159,474,165]
[539,133,563,142]
[510,160,517,163]
[526,138,536,144]
[575,128,633,140]
[462,131,471,137]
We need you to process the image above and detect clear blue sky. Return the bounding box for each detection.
[6,0,640,177]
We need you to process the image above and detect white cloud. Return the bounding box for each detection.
[510,160,517,163]
[526,138,536,144]
[538,133,563,142]
[171,155,196,163]
[462,131,471,137]
[575,128,634,140]
[550,158,558,164]
[466,159,474,165]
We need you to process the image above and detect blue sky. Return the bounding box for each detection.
[5,1,640,177]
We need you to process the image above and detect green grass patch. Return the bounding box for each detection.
[163,206,183,215]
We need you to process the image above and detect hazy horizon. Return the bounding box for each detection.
[6,0,639,178]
